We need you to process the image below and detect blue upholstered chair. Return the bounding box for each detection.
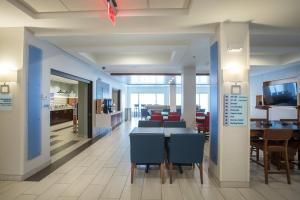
[162,108,170,113]
[168,133,205,184]
[164,121,186,128]
[129,133,165,183]
[138,120,161,127]
[141,108,150,120]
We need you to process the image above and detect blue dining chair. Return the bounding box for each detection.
[138,120,161,127]
[141,108,150,120]
[164,121,186,128]
[168,133,205,184]
[129,133,165,184]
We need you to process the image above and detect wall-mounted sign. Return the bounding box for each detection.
[0,94,13,111]
[224,95,248,126]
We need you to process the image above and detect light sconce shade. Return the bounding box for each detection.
[223,63,245,83]
[0,69,17,83]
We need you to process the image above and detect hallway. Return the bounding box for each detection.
[0,120,300,200]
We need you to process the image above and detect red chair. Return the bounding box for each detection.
[151,115,163,126]
[169,112,178,115]
[198,114,210,133]
[152,111,161,115]
[196,112,205,123]
[167,115,180,122]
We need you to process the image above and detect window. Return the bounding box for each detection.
[140,93,156,105]
[131,93,165,107]
[176,94,181,106]
[199,93,209,112]
[156,93,164,105]
[130,93,139,109]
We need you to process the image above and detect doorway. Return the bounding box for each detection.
[49,69,93,162]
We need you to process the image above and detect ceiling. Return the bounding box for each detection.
[1,0,300,75]
[51,75,78,85]
[21,0,190,13]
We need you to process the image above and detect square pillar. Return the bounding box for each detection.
[182,65,196,128]
[169,84,176,112]
[209,22,250,187]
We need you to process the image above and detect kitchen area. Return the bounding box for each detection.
[49,74,90,162]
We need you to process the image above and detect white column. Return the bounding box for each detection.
[182,65,196,128]
[209,22,250,187]
[169,84,176,111]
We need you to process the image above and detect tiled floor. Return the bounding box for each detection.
[1,119,300,200]
[50,122,90,163]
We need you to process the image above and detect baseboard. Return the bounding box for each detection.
[22,160,51,180]
[0,160,51,181]
[208,167,249,188]
[0,174,23,181]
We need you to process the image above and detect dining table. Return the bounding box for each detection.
[130,127,198,137]
[250,121,300,137]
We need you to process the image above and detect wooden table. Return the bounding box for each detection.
[250,121,300,137]
[130,127,198,137]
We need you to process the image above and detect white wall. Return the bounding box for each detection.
[24,29,126,178]
[0,28,125,180]
[0,27,26,180]
[250,65,300,120]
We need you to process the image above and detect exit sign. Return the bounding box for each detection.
[107,0,117,26]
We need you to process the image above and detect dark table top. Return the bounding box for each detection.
[250,121,300,131]
[130,127,198,137]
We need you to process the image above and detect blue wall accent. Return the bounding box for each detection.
[27,45,42,160]
[210,42,219,165]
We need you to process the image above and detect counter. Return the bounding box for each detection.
[96,111,123,130]
[50,109,74,126]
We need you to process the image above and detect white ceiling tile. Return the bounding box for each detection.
[119,0,148,10]
[61,0,106,11]
[23,0,68,12]
[149,0,187,9]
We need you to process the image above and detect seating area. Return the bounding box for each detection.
[250,120,300,184]
[130,123,205,184]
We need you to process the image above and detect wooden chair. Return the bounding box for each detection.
[256,129,293,184]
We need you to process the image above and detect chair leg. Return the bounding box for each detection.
[198,163,203,184]
[298,149,300,170]
[169,163,173,184]
[160,163,165,184]
[284,149,291,184]
[256,147,260,161]
[145,164,149,173]
[131,163,135,184]
[264,150,269,184]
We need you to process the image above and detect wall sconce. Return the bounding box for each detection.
[223,63,245,95]
[0,69,18,93]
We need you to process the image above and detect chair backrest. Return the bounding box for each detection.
[138,120,161,127]
[151,115,163,121]
[199,109,206,113]
[176,108,181,115]
[164,121,186,128]
[167,115,181,122]
[141,108,149,117]
[196,112,205,117]
[130,133,165,164]
[162,108,170,113]
[169,112,178,115]
[169,134,205,164]
[263,129,293,141]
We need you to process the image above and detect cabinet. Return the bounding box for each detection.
[50,109,74,125]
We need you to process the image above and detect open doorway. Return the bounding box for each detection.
[49,69,92,163]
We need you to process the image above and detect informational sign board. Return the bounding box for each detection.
[0,94,13,111]
[224,95,248,126]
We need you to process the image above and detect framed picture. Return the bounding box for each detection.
[231,84,241,95]
[0,85,9,94]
